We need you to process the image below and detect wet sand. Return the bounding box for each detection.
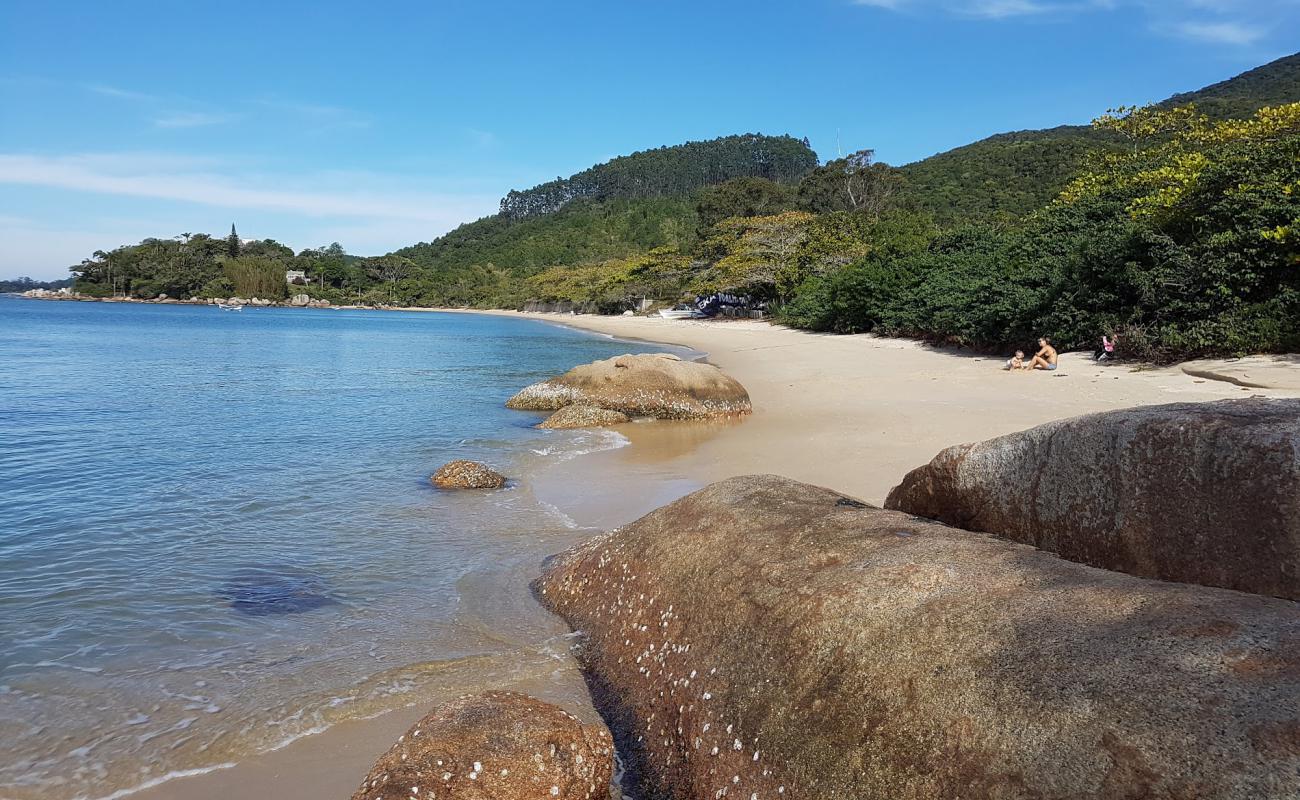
[134,313,1300,799]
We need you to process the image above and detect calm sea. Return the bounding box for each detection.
[0,297,691,800]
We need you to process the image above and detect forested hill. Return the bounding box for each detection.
[1163,52,1300,119]
[498,134,817,219]
[392,134,817,293]
[898,51,1300,224]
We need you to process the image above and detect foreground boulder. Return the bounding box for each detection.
[507,353,750,420]
[351,691,613,800]
[538,404,631,429]
[886,398,1300,600]
[535,475,1300,800]
[431,460,507,489]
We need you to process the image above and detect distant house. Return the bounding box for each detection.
[285,270,307,285]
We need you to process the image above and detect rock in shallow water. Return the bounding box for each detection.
[534,474,1300,800]
[431,460,508,490]
[218,566,336,616]
[538,404,631,429]
[507,353,750,420]
[886,397,1300,600]
[351,691,613,800]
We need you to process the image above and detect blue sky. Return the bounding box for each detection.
[1,0,1296,279]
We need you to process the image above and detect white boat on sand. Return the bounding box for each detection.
[658,307,707,320]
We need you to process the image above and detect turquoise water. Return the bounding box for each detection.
[0,297,687,799]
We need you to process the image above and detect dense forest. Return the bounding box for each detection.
[60,53,1300,359]
[497,134,817,219]
[1,276,73,293]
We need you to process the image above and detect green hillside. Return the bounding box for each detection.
[898,52,1300,225]
[497,133,817,219]
[1163,52,1300,119]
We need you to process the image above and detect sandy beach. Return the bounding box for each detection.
[137,312,1300,800]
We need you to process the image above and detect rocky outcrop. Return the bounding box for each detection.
[886,398,1300,600]
[431,460,507,490]
[538,405,631,430]
[535,475,1300,800]
[289,293,310,307]
[507,353,750,420]
[351,692,613,800]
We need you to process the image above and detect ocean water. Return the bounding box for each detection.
[0,297,692,800]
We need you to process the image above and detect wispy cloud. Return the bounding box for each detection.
[0,152,495,225]
[86,83,159,102]
[253,97,372,131]
[1170,20,1265,45]
[153,111,238,128]
[81,83,370,133]
[850,0,1294,45]
[959,0,1058,18]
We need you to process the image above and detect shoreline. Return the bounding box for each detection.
[75,309,1300,799]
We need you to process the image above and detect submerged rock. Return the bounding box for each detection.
[535,475,1300,800]
[351,691,613,800]
[431,460,507,490]
[886,398,1300,600]
[507,353,750,420]
[538,404,631,430]
[218,566,336,616]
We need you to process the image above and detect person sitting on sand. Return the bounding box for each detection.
[1095,333,1118,361]
[1028,337,1059,371]
[1006,350,1026,371]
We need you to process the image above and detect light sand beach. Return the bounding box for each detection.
[139,312,1300,800]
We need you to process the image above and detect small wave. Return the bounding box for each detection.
[538,501,580,530]
[79,763,238,800]
[529,429,629,462]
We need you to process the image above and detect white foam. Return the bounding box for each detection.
[530,429,630,462]
[77,762,239,800]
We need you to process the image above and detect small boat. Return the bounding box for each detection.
[658,307,706,320]
[217,303,244,311]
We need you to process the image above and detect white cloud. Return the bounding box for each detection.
[86,84,159,102]
[153,112,238,128]
[252,98,372,130]
[850,0,1294,45]
[959,0,1057,18]
[0,153,504,277]
[0,152,497,224]
[1171,20,1265,45]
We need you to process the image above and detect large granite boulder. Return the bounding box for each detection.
[507,353,750,420]
[431,460,507,490]
[351,691,614,800]
[535,475,1300,800]
[538,404,631,430]
[886,398,1300,600]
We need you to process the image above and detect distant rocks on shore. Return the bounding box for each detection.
[431,460,508,490]
[886,397,1300,600]
[507,353,751,420]
[16,288,333,308]
[535,474,1300,800]
[538,404,630,429]
[351,691,613,800]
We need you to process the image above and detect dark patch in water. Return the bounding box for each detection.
[218,566,338,616]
